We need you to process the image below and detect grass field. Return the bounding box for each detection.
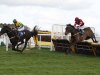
[0,46,100,75]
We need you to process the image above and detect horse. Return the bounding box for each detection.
[0,25,38,53]
[65,24,98,53]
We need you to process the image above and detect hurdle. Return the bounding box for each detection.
[51,24,70,52]
[52,39,70,53]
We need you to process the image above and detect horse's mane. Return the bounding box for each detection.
[3,25,10,28]
[3,25,12,30]
[66,24,75,29]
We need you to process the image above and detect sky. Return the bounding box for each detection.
[0,0,100,35]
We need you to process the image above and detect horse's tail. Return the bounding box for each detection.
[31,25,39,46]
[31,25,38,37]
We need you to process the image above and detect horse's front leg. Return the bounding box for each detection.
[12,45,16,50]
[21,41,28,52]
[69,41,76,53]
[70,45,76,53]
[68,38,76,53]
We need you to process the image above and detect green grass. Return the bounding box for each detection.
[0,46,100,75]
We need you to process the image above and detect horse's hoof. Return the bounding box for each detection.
[20,50,23,53]
[95,41,98,43]
[12,49,15,51]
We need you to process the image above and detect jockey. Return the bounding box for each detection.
[74,17,84,34]
[13,19,25,37]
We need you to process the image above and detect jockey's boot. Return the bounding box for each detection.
[80,29,84,35]
[77,29,82,35]
[77,28,80,32]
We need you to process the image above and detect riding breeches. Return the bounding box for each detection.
[79,25,84,29]
[75,24,84,29]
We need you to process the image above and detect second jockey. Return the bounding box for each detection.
[74,17,84,35]
[13,19,25,37]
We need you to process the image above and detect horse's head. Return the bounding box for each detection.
[65,24,75,35]
[0,25,12,36]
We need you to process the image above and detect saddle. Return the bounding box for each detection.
[77,29,84,35]
[18,31,25,37]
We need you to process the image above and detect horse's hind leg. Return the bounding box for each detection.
[17,40,24,50]
[12,45,22,53]
[91,34,98,43]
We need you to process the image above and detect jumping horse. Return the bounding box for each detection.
[65,24,98,53]
[0,25,38,53]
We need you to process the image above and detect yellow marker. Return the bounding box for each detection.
[33,36,38,45]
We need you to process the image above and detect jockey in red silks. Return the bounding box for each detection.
[74,17,84,34]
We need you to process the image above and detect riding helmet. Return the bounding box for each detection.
[75,17,79,21]
[13,19,17,23]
